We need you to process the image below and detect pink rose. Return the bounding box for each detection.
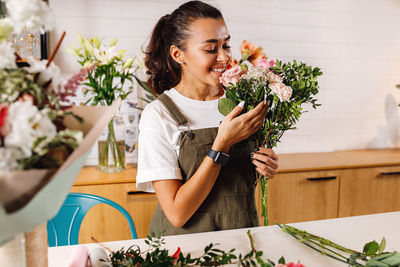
[269,82,292,102]
[287,263,306,267]
[275,263,306,267]
[257,58,275,70]
[266,71,283,83]
[219,65,243,87]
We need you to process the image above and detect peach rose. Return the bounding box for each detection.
[269,82,292,102]
[219,65,243,87]
[266,71,283,83]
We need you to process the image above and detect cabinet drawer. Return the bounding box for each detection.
[338,165,400,217]
[256,170,341,225]
[70,183,158,243]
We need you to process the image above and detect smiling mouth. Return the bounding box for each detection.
[210,67,226,73]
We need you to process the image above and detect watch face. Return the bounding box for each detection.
[216,152,229,166]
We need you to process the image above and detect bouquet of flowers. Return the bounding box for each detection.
[0,1,124,255]
[0,0,86,209]
[218,40,323,225]
[68,35,136,172]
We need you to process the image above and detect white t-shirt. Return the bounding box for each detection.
[136,88,226,192]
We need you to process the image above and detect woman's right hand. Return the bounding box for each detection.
[213,101,268,152]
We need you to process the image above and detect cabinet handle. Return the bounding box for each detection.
[127,191,154,195]
[380,171,400,176]
[307,176,337,181]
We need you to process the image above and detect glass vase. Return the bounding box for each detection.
[98,117,125,173]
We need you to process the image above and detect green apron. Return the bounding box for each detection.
[149,93,258,236]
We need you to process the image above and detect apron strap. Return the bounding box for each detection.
[157,93,188,126]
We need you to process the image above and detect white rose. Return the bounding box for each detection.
[3,101,57,157]
[0,41,17,69]
[269,82,293,102]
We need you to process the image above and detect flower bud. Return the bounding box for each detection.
[109,39,117,47]
[122,58,134,70]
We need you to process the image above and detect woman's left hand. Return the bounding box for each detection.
[250,147,279,179]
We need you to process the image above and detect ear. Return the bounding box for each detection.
[170,45,185,65]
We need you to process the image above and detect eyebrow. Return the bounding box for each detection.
[203,35,231,44]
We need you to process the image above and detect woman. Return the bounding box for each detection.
[136,0,279,236]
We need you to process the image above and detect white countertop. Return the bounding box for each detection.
[49,212,400,266]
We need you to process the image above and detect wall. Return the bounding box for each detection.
[49,0,400,157]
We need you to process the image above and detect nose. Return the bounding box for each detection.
[217,49,230,64]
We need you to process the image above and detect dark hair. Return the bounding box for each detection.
[145,1,223,95]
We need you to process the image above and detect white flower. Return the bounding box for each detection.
[0,18,13,42]
[93,45,117,65]
[241,66,268,84]
[134,51,146,70]
[3,101,57,158]
[5,0,54,34]
[269,82,293,102]
[0,147,24,170]
[0,41,16,68]
[25,56,64,94]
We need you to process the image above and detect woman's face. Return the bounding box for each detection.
[179,18,232,89]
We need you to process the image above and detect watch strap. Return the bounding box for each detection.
[207,149,229,166]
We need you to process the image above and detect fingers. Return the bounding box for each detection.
[254,147,279,161]
[250,148,279,179]
[226,101,245,120]
[240,101,267,121]
[251,158,277,178]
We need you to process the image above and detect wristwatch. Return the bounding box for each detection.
[207,149,230,166]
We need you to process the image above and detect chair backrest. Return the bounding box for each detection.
[47,193,137,247]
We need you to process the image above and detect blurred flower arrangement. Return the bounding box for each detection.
[218,40,323,225]
[0,0,83,171]
[68,35,136,172]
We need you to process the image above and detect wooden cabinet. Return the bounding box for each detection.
[338,165,400,217]
[70,165,158,243]
[71,149,400,243]
[256,149,400,225]
[266,170,341,224]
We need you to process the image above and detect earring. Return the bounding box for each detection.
[180,61,184,65]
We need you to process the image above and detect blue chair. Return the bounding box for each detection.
[47,193,137,247]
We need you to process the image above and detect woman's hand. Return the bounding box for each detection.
[213,101,268,152]
[251,147,279,179]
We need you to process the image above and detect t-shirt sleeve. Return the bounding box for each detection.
[136,102,182,192]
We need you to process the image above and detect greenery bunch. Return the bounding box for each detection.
[107,231,296,267]
[279,224,400,267]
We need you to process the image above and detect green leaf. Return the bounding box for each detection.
[381,252,400,266]
[378,237,387,254]
[366,259,390,267]
[218,98,236,116]
[278,256,286,264]
[364,241,380,255]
